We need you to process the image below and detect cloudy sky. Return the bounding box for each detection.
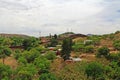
[0,0,120,37]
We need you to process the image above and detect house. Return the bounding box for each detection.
[41,37,50,43]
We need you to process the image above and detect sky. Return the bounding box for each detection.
[0,0,120,37]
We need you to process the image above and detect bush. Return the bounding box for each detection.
[22,37,39,50]
[107,53,120,62]
[45,51,56,61]
[14,49,22,60]
[96,46,110,58]
[39,73,57,80]
[84,40,94,46]
[14,64,37,80]
[113,40,120,50]
[18,57,27,65]
[34,56,51,74]
[84,46,94,53]
[85,62,104,80]
[0,63,12,79]
[72,44,85,52]
[22,49,40,63]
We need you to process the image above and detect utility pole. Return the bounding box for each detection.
[39,31,41,39]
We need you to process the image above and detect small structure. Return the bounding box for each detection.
[84,40,93,44]
[41,37,50,43]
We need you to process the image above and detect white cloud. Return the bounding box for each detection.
[0,0,120,37]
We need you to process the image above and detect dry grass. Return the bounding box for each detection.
[0,55,18,69]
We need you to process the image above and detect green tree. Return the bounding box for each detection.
[96,46,110,58]
[49,38,58,47]
[18,57,27,65]
[0,46,12,64]
[61,38,72,61]
[54,34,57,39]
[72,44,85,52]
[2,38,13,47]
[113,40,120,51]
[11,37,24,46]
[45,51,56,61]
[39,73,57,80]
[84,46,94,53]
[108,61,120,80]
[13,49,22,60]
[0,63,12,80]
[14,64,37,80]
[34,56,50,74]
[22,37,39,50]
[85,62,104,80]
[107,53,120,62]
[22,49,40,63]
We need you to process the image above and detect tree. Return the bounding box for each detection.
[96,46,110,58]
[61,38,72,60]
[84,46,94,53]
[22,49,40,63]
[113,40,120,51]
[22,37,39,50]
[54,34,57,39]
[49,38,58,47]
[13,49,22,60]
[14,64,37,80]
[107,53,120,62]
[45,51,56,61]
[34,56,50,74]
[11,37,24,46]
[0,46,12,64]
[72,44,85,52]
[39,73,57,80]
[2,38,13,47]
[85,62,104,80]
[0,63,12,79]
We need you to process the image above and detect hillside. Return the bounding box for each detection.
[0,33,30,38]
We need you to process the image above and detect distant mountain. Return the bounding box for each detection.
[58,32,87,39]
[87,34,93,36]
[59,32,75,38]
[70,34,87,39]
[0,33,30,38]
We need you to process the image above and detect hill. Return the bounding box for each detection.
[0,33,30,38]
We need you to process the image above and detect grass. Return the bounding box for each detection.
[0,55,18,69]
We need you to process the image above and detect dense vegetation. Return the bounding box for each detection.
[0,31,120,80]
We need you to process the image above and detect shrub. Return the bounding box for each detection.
[34,56,51,74]
[84,40,94,46]
[84,46,94,53]
[18,57,27,65]
[14,49,22,60]
[14,64,37,80]
[72,44,85,52]
[22,49,40,63]
[113,40,120,50]
[0,63,12,79]
[96,46,110,58]
[39,73,57,80]
[45,51,56,61]
[107,53,120,62]
[85,62,104,80]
